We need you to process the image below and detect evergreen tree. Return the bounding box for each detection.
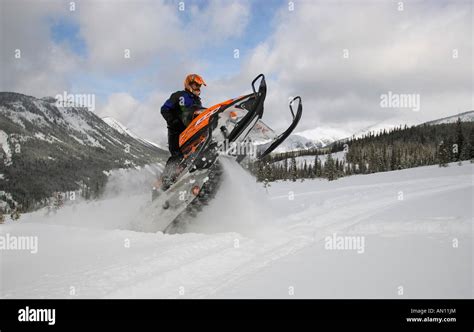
[455,117,464,161]
[262,162,273,192]
[282,158,288,181]
[325,154,336,181]
[438,140,450,167]
[315,156,322,177]
[290,157,297,182]
[10,208,21,221]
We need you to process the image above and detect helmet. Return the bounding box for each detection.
[184,74,207,96]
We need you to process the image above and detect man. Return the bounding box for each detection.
[161,74,207,159]
[159,74,207,188]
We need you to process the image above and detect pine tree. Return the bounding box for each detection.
[314,156,322,177]
[325,154,336,181]
[290,157,297,182]
[460,127,474,162]
[11,209,20,221]
[282,158,288,181]
[455,117,464,161]
[438,140,450,167]
[53,192,64,211]
[262,162,272,192]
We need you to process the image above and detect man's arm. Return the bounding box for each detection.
[160,92,181,124]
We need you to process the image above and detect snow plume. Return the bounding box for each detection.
[102,164,163,199]
[22,164,163,230]
[184,157,278,237]
[19,158,277,236]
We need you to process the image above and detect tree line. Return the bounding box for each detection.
[252,119,474,183]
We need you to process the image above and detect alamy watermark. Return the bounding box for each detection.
[380,91,420,112]
[324,232,365,254]
[217,139,257,158]
[18,306,55,325]
[0,233,38,254]
[55,91,96,111]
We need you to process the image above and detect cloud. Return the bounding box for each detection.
[76,0,187,72]
[74,0,250,73]
[2,0,472,142]
[97,91,169,148]
[0,0,80,96]
[188,0,251,42]
[237,1,472,132]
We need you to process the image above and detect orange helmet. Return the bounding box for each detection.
[184,74,207,96]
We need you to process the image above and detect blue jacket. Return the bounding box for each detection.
[161,90,203,128]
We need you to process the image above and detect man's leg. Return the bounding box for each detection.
[166,125,183,164]
[162,126,184,190]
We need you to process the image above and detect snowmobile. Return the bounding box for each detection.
[148,74,303,233]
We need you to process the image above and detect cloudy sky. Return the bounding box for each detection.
[1,0,472,146]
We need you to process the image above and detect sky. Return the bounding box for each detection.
[1,0,472,146]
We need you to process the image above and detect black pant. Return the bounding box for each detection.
[166,121,185,170]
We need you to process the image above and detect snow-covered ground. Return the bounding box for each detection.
[0,161,472,298]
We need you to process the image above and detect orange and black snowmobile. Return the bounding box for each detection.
[147,74,302,233]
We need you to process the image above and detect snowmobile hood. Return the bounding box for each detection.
[178,95,248,147]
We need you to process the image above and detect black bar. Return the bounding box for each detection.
[0,299,472,330]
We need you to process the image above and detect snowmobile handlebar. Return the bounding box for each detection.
[289,96,302,119]
[252,74,266,96]
[257,95,303,160]
[226,74,267,142]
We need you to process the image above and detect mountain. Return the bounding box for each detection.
[273,134,320,153]
[350,122,403,140]
[327,110,474,147]
[295,127,351,148]
[350,111,474,139]
[422,110,474,125]
[266,127,351,153]
[0,92,168,212]
[102,116,164,150]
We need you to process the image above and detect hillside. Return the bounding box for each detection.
[0,92,168,212]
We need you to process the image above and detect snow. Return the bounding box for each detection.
[0,106,25,128]
[273,134,318,152]
[2,99,108,149]
[103,117,133,137]
[0,130,12,164]
[1,161,472,298]
[103,117,163,150]
[13,101,50,128]
[296,151,346,166]
[70,135,85,145]
[276,151,347,167]
[34,132,46,140]
[296,126,351,147]
[425,110,474,125]
[350,122,404,139]
[34,132,59,144]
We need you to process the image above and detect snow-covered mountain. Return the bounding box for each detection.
[423,110,474,125]
[273,134,320,153]
[328,110,474,146]
[350,122,404,139]
[295,127,351,147]
[255,126,349,153]
[349,111,474,139]
[0,92,167,211]
[102,116,164,150]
